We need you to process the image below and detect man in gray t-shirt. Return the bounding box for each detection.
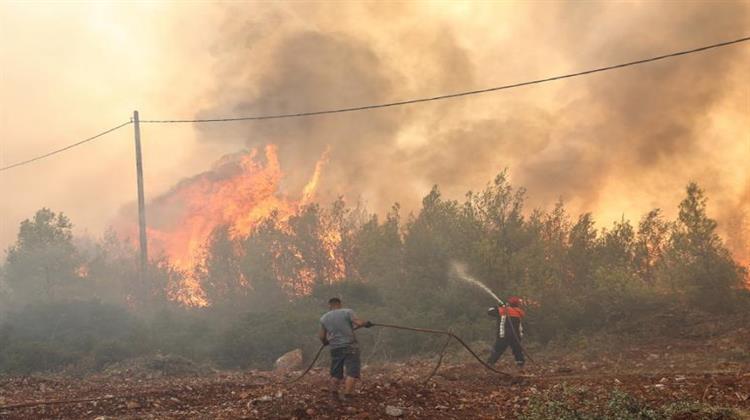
[318,297,372,401]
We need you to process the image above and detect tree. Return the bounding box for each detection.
[599,218,636,270]
[466,171,529,294]
[80,228,169,309]
[567,213,597,291]
[4,208,81,303]
[0,265,9,312]
[403,186,464,294]
[351,204,404,289]
[238,213,287,309]
[634,209,670,284]
[199,225,245,307]
[663,183,745,310]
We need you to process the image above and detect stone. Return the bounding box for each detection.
[385,405,404,417]
[125,401,141,409]
[275,348,303,371]
[255,395,273,403]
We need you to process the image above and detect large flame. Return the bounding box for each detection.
[133,145,336,306]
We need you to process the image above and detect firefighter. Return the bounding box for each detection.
[318,297,373,402]
[486,296,525,369]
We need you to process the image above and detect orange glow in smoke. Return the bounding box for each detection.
[138,145,339,306]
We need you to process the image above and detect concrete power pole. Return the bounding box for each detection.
[133,110,149,282]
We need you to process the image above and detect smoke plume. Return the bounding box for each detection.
[181,2,748,262]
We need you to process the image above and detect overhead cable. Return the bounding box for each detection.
[0,121,132,172]
[139,36,750,124]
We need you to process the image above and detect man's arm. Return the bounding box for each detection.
[318,325,329,345]
[350,311,373,328]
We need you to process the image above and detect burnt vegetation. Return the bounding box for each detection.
[0,173,747,376]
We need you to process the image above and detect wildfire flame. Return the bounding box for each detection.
[128,144,336,306]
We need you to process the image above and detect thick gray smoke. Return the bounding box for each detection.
[189,2,749,261]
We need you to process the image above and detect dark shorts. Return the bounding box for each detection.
[330,344,360,379]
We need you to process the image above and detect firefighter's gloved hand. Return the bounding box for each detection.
[363,321,374,328]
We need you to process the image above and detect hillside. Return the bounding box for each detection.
[2,310,748,419]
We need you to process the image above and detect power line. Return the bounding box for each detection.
[140,35,750,124]
[1,36,748,172]
[0,121,132,172]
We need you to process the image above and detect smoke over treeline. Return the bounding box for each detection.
[188,2,749,263]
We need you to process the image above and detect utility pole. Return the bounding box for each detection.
[133,110,148,282]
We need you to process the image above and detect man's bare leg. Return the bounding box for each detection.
[343,376,357,396]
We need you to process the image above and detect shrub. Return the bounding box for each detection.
[0,300,145,373]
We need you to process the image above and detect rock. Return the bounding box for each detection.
[125,401,141,409]
[385,405,404,417]
[275,349,303,371]
[254,395,273,404]
[306,408,316,416]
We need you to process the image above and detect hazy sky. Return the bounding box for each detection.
[1,2,748,263]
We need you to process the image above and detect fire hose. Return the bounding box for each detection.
[286,322,514,384]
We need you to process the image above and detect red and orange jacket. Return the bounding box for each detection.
[487,305,524,339]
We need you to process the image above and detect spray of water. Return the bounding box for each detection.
[450,261,503,304]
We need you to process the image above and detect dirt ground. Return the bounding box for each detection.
[2,314,750,419]
[1,333,749,420]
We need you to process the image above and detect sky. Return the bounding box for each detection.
[1,1,748,264]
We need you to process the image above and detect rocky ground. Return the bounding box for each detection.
[1,320,749,419]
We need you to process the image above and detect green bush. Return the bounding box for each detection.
[520,385,742,420]
[0,300,145,373]
[93,340,138,369]
[0,341,75,374]
[214,303,321,369]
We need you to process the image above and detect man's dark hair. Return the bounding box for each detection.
[328,297,342,305]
